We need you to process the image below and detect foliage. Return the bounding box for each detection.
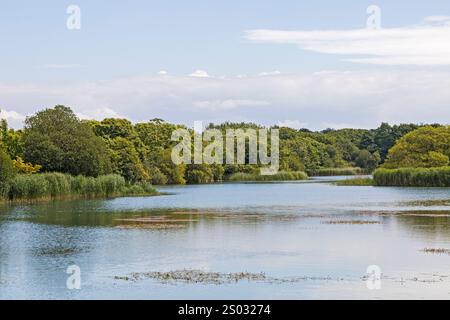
[1,105,447,188]
[6,173,157,201]
[185,164,215,184]
[0,148,16,196]
[307,167,365,177]
[383,126,450,169]
[335,177,374,186]
[12,157,41,174]
[373,167,450,187]
[23,106,112,176]
[228,171,308,182]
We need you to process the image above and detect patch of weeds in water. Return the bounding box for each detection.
[421,248,450,255]
[115,223,186,230]
[114,269,345,285]
[113,211,302,230]
[132,270,268,285]
[322,220,382,225]
[35,246,80,257]
[399,199,450,207]
[114,215,197,230]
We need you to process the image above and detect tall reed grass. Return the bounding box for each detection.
[227,171,308,182]
[373,167,450,187]
[335,177,374,186]
[307,167,365,177]
[5,173,158,201]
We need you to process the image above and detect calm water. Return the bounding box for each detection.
[1,177,450,299]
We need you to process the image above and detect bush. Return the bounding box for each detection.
[149,167,168,185]
[373,167,450,187]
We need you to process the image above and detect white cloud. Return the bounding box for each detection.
[158,70,168,75]
[258,71,282,77]
[244,16,450,66]
[192,99,270,111]
[0,109,26,129]
[277,120,308,130]
[37,64,82,69]
[1,70,450,130]
[189,70,210,77]
[76,107,125,121]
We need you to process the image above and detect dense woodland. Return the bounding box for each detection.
[0,105,449,198]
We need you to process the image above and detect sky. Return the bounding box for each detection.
[1,0,450,130]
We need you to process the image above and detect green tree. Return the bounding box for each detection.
[355,150,380,172]
[108,137,149,182]
[383,126,450,168]
[23,106,112,176]
[0,147,16,197]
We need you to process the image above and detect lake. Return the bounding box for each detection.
[1,177,450,299]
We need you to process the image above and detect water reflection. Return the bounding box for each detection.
[0,179,449,299]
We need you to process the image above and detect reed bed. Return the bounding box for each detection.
[335,177,374,186]
[373,167,450,187]
[227,171,308,182]
[4,173,158,202]
[307,167,365,177]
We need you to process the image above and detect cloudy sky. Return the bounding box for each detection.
[1,0,450,129]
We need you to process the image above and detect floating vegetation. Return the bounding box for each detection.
[322,220,382,225]
[113,210,302,230]
[114,215,197,229]
[122,270,269,284]
[398,199,450,207]
[421,248,450,255]
[383,211,450,217]
[115,223,186,230]
[115,217,198,223]
[114,269,342,285]
[35,246,80,257]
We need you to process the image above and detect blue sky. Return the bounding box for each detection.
[1,1,450,129]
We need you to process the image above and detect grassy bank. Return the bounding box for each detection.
[307,167,365,177]
[373,167,450,187]
[335,177,374,186]
[2,173,158,202]
[227,171,308,182]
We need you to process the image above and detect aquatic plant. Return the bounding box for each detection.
[373,167,450,187]
[5,172,158,202]
[335,177,374,186]
[227,171,308,182]
[307,167,365,177]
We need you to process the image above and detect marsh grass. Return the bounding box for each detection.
[5,173,158,202]
[114,269,341,284]
[227,171,308,182]
[421,248,450,255]
[307,167,365,177]
[335,177,374,186]
[322,220,381,225]
[373,167,450,187]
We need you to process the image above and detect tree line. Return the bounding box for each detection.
[0,105,446,191]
